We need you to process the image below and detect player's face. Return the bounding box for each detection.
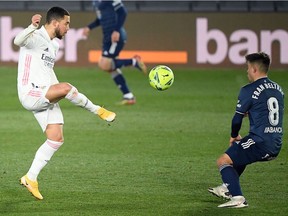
[55,15,70,39]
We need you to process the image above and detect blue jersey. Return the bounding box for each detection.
[236,77,284,153]
[89,0,127,43]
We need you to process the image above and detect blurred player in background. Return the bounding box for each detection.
[208,52,284,208]
[82,0,147,105]
[14,6,116,200]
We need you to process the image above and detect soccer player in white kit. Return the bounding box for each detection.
[14,7,116,200]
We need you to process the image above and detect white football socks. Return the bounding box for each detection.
[65,86,100,114]
[27,139,63,181]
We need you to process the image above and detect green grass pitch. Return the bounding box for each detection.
[0,66,287,216]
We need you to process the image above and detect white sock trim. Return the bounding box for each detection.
[65,85,78,100]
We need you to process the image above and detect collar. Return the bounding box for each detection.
[39,25,52,41]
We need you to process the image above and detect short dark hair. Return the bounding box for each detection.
[245,52,270,73]
[46,6,70,24]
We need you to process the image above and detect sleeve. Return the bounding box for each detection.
[231,112,244,138]
[87,18,100,30]
[235,87,252,115]
[14,24,38,47]
[114,1,127,31]
[230,87,250,138]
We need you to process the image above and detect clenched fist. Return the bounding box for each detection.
[31,14,42,28]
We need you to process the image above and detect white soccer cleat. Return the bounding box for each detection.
[208,184,232,200]
[218,195,248,208]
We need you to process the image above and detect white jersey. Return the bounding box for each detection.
[15,25,59,101]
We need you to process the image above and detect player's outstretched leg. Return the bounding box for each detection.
[112,55,147,75]
[65,85,116,122]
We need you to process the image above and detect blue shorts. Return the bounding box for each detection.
[225,135,279,167]
[102,28,127,58]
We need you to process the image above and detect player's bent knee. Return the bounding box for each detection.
[98,63,110,71]
[217,157,224,167]
[62,82,73,94]
[65,85,78,100]
[217,154,233,168]
[98,58,113,71]
[45,124,64,142]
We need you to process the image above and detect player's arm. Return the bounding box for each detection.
[230,112,244,145]
[87,18,100,30]
[83,18,100,37]
[114,3,127,32]
[229,87,251,145]
[111,1,127,42]
[14,14,41,47]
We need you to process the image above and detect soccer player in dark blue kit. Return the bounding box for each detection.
[208,52,284,208]
[82,0,147,105]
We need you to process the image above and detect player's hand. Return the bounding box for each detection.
[31,14,42,28]
[82,27,90,37]
[229,134,242,146]
[111,31,120,42]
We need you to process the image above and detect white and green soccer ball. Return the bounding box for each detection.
[149,65,174,91]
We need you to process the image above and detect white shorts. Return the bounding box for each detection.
[33,103,64,132]
[19,86,64,132]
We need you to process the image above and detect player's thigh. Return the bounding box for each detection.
[33,103,64,135]
[102,40,125,57]
[21,86,51,111]
[45,83,72,103]
[100,41,125,71]
[225,136,268,166]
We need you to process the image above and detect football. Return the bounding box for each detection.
[149,65,174,91]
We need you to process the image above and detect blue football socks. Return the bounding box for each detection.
[112,72,130,95]
[220,164,243,196]
[113,59,133,69]
[234,165,246,177]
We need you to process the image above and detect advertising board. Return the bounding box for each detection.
[0,12,287,68]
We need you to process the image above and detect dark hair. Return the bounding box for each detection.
[245,52,270,73]
[46,6,70,24]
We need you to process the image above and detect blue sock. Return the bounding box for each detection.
[112,72,130,95]
[113,59,133,69]
[220,164,243,196]
[234,165,246,176]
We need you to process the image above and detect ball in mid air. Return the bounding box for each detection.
[149,65,174,91]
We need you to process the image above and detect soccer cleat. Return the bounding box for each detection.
[218,195,248,208]
[134,55,147,74]
[20,175,43,200]
[120,97,136,105]
[97,107,116,122]
[208,184,232,200]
